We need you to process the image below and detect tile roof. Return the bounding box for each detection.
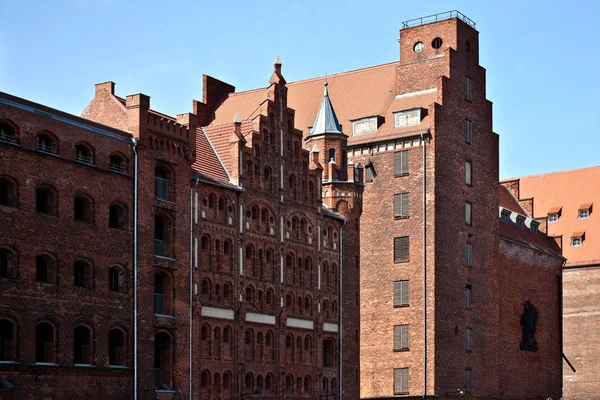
[499,219,563,259]
[191,127,230,184]
[499,185,527,215]
[513,165,600,267]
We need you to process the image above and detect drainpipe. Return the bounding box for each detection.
[190,177,199,398]
[131,138,139,400]
[421,132,427,399]
[339,220,346,400]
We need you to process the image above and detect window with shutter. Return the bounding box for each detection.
[465,202,472,225]
[393,151,409,176]
[394,325,409,351]
[394,280,409,307]
[465,119,472,144]
[394,237,409,263]
[393,193,409,218]
[394,368,409,394]
[465,161,472,185]
[465,243,473,267]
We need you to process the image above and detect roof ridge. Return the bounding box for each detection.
[502,164,600,181]
[287,61,398,86]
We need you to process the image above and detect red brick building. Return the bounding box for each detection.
[502,166,600,399]
[0,9,567,400]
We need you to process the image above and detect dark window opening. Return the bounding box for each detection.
[74,326,92,364]
[75,145,92,164]
[109,155,126,173]
[432,37,443,49]
[74,196,92,222]
[0,122,16,143]
[155,167,170,201]
[74,261,90,287]
[154,332,173,390]
[37,134,57,154]
[322,339,335,368]
[0,178,16,207]
[0,319,15,361]
[36,187,55,215]
[35,322,55,363]
[109,203,127,229]
[109,329,125,366]
[36,255,55,283]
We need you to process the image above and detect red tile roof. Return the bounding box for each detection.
[499,185,527,215]
[512,165,600,267]
[499,220,563,259]
[191,127,230,184]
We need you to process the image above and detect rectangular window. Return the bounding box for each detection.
[394,237,409,263]
[465,161,472,186]
[465,77,472,101]
[516,216,525,229]
[501,209,511,223]
[465,119,472,144]
[394,280,409,307]
[394,325,409,351]
[465,285,472,309]
[465,243,472,267]
[393,151,409,176]
[353,117,378,135]
[465,369,472,393]
[548,213,558,222]
[394,193,409,218]
[465,327,472,351]
[579,209,589,219]
[393,368,409,394]
[465,202,472,225]
[571,237,582,247]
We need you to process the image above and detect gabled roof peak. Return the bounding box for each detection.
[308,81,343,136]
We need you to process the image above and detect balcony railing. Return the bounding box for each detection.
[155,293,165,315]
[155,239,166,257]
[155,177,169,200]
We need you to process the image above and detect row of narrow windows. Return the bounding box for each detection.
[0,121,128,172]
[0,249,126,292]
[0,177,127,229]
[0,319,126,366]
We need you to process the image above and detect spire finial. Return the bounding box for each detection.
[233,112,242,124]
[274,55,282,65]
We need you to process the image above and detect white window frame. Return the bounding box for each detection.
[352,117,378,135]
[571,237,582,247]
[548,213,558,223]
[465,160,472,185]
[579,209,590,219]
[394,109,421,128]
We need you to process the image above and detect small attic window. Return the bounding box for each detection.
[516,215,525,229]
[571,232,585,247]
[352,117,378,135]
[548,206,561,223]
[578,204,592,219]
[530,221,540,233]
[394,109,421,128]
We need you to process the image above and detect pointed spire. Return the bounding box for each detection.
[308,80,343,136]
[270,55,286,85]
[233,112,242,124]
[274,55,282,65]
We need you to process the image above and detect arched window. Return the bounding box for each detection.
[304,376,312,393]
[0,248,16,279]
[36,322,55,363]
[36,254,56,283]
[245,372,254,390]
[223,240,231,255]
[155,166,173,201]
[304,296,311,315]
[109,329,126,366]
[293,141,299,159]
[154,332,173,390]
[200,324,210,358]
[223,371,232,389]
[296,377,302,393]
[223,282,232,299]
[265,374,273,392]
[323,339,335,368]
[208,194,216,209]
[264,167,273,192]
[36,186,56,215]
[75,144,94,164]
[201,279,210,296]
[331,378,337,391]
[74,195,93,222]
[0,121,17,143]
[200,370,210,389]
[322,378,329,391]
[109,154,127,174]
[73,260,92,288]
[256,375,264,392]
[37,132,57,154]
[0,319,15,362]
[0,176,17,208]
[109,202,127,229]
[109,265,126,293]
[285,375,293,392]
[245,286,254,303]
[74,325,92,365]
[328,148,336,163]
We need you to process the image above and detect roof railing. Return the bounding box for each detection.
[401,10,476,29]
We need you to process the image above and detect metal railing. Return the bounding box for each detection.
[155,239,166,257]
[402,10,475,29]
[155,177,169,200]
[155,293,165,315]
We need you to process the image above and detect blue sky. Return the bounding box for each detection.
[1,0,598,178]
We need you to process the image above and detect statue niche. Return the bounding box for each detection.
[520,300,538,352]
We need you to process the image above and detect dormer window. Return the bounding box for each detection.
[516,215,525,229]
[530,221,540,233]
[578,204,592,219]
[500,209,511,223]
[352,117,378,135]
[548,207,561,223]
[394,109,422,128]
[571,232,585,247]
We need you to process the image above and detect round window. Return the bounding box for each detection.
[413,42,424,54]
[432,37,443,49]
